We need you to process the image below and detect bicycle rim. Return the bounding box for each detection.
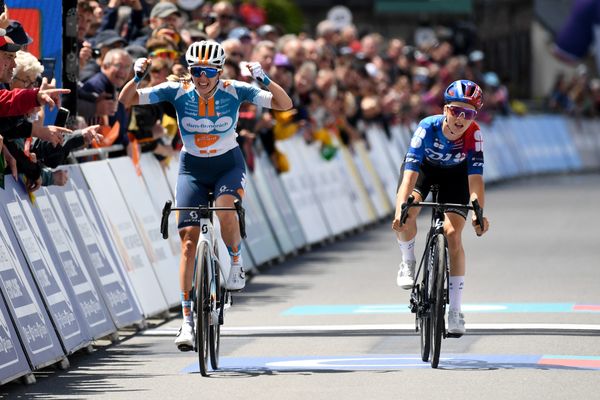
[430,234,446,368]
[196,242,210,376]
[209,259,221,370]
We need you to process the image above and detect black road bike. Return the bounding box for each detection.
[399,185,484,368]
[160,194,246,376]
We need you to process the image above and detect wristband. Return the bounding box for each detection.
[261,74,271,86]
[133,74,143,85]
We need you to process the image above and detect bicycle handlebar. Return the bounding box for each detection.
[399,195,484,234]
[160,200,247,240]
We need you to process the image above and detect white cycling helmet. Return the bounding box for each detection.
[185,40,226,68]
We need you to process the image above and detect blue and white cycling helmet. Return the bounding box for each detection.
[444,79,483,110]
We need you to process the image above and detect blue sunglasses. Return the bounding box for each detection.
[190,66,220,78]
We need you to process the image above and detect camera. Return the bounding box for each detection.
[91,48,101,59]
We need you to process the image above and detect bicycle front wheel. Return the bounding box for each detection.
[430,234,447,369]
[195,242,211,376]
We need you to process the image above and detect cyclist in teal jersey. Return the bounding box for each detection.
[120,40,292,350]
[392,80,490,336]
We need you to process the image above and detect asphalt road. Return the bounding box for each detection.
[3,173,600,400]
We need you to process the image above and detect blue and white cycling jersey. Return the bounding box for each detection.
[405,115,484,175]
[137,79,272,157]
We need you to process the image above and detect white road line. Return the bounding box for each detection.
[141,323,600,336]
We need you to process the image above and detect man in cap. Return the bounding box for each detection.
[150,2,182,30]
[81,29,127,82]
[5,20,32,49]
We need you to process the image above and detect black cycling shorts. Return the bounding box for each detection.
[398,161,470,219]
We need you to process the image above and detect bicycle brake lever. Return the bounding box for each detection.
[400,195,415,225]
[160,200,172,240]
[234,200,247,239]
[471,199,484,234]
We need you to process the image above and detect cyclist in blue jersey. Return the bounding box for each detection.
[120,40,292,350]
[392,79,490,336]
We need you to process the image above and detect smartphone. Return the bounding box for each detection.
[40,58,56,83]
[54,107,70,128]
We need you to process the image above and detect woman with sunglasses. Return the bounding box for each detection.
[392,79,490,336]
[119,40,292,351]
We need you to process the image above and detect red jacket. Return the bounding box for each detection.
[0,88,39,117]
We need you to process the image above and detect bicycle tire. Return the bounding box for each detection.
[209,258,221,370]
[430,234,447,368]
[419,246,432,362]
[196,242,210,376]
[419,284,431,362]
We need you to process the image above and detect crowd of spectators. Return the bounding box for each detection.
[545,65,600,118]
[1,0,512,191]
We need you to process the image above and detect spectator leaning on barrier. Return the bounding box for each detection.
[80,48,133,157]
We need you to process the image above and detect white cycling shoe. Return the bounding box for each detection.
[226,263,246,291]
[396,260,416,289]
[447,310,466,337]
[174,322,195,351]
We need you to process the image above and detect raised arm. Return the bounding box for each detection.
[246,62,292,111]
[118,57,151,108]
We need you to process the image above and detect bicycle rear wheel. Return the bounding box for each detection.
[430,234,447,368]
[209,259,221,370]
[195,242,210,376]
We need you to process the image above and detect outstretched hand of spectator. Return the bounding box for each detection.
[81,124,103,145]
[37,77,71,111]
[32,124,71,147]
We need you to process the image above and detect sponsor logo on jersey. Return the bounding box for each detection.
[182,116,234,133]
[194,134,220,148]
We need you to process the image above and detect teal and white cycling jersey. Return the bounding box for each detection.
[137,79,273,157]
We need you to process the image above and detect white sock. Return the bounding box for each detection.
[397,238,416,262]
[449,276,465,312]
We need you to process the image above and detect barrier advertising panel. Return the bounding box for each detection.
[249,154,296,255]
[3,182,89,354]
[0,197,65,370]
[242,172,282,265]
[57,166,143,328]
[138,154,180,258]
[0,294,31,385]
[36,191,116,339]
[108,157,180,308]
[80,161,169,317]
[253,151,306,250]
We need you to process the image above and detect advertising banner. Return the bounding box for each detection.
[0,293,31,385]
[0,192,65,370]
[52,167,143,328]
[36,190,116,340]
[80,161,169,317]
[3,180,89,354]
[108,157,179,308]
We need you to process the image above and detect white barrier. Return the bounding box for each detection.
[80,161,169,317]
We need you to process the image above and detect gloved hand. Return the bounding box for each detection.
[133,57,151,84]
[246,61,271,86]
